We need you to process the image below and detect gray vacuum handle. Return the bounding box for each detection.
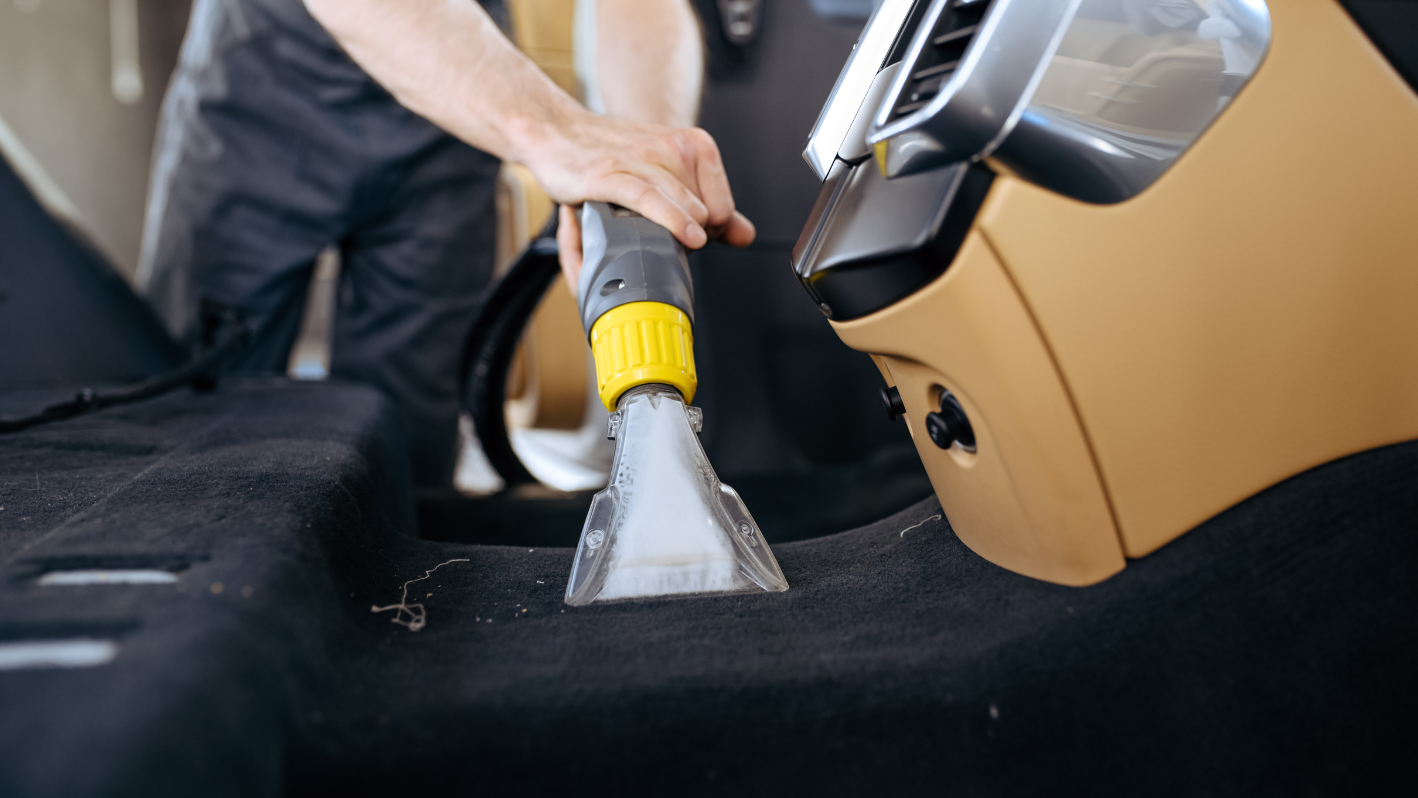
[576,202,694,335]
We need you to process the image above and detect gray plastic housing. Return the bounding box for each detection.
[576,202,694,335]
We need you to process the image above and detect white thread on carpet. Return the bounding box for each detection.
[371,559,469,632]
[899,514,942,538]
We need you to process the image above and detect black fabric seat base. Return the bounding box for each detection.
[2,379,1415,796]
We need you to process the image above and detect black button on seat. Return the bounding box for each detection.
[880,386,906,421]
[925,392,975,451]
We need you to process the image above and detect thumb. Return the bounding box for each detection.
[557,205,584,289]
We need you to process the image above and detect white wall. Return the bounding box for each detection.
[0,0,190,280]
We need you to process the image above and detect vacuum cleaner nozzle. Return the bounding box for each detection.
[565,385,788,605]
[566,203,789,605]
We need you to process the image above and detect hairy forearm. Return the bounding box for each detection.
[596,0,703,127]
[304,0,584,166]
[306,0,749,262]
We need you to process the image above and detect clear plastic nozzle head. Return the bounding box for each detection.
[565,385,789,606]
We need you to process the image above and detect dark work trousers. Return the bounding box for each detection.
[137,0,500,488]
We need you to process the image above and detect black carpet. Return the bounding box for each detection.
[416,443,933,548]
[2,378,1416,797]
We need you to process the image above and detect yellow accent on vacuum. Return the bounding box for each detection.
[588,301,697,411]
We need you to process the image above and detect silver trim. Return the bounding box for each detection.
[802,0,917,181]
[992,0,1273,202]
[797,160,969,284]
[867,0,1082,177]
[837,61,903,164]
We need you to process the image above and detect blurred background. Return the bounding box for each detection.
[1,0,191,278]
[0,0,888,277]
[1,0,931,541]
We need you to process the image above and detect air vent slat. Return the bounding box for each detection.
[932,25,978,46]
[908,74,952,102]
[913,61,959,80]
[886,0,993,122]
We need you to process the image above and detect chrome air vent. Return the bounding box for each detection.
[887,0,990,120]
[801,0,921,180]
[868,0,1273,202]
[869,0,1082,177]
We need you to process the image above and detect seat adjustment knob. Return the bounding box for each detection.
[880,385,906,421]
[925,392,975,452]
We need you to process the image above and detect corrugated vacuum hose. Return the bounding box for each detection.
[458,218,563,488]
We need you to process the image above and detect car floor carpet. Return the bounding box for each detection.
[1,378,1414,797]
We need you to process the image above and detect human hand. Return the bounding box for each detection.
[302,0,746,286]
[517,111,755,285]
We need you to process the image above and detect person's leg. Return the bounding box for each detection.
[331,126,501,488]
[137,0,355,368]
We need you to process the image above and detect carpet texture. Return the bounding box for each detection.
[2,378,1415,797]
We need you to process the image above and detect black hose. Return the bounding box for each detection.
[4,220,561,478]
[459,214,563,487]
[0,317,253,434]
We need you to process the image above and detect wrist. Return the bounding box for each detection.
[502,99,585,173]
